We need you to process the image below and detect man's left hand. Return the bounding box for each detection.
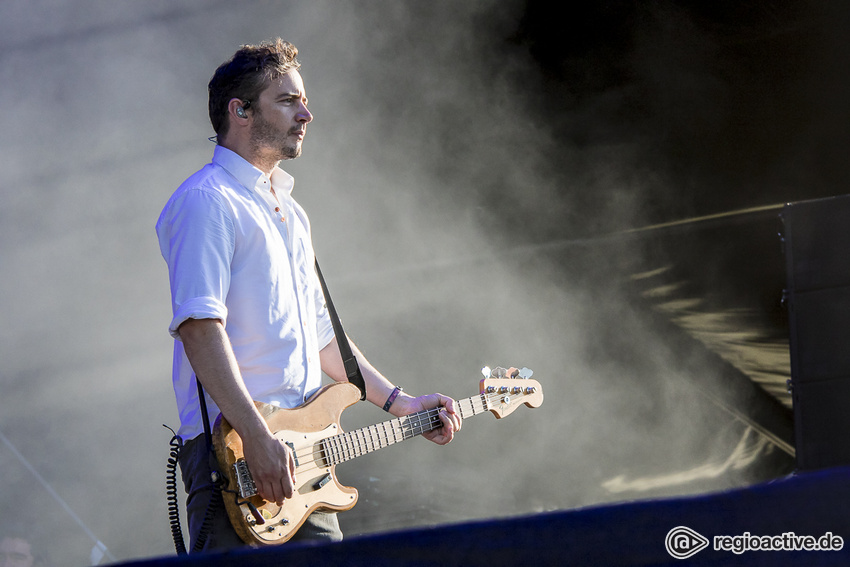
[393,393,462,445]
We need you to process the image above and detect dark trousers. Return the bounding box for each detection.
[179,434,342,552]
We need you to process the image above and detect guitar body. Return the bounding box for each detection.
[213,382,362,545]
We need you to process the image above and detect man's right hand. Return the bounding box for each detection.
[178,318,298,505]
[241,429,297,505]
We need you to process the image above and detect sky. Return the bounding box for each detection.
[1,1,848,564]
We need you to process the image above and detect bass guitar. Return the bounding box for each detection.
[213,366,543,545]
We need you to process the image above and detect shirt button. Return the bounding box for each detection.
[275,207,280,212]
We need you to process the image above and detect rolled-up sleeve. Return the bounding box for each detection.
[156,187,235,339]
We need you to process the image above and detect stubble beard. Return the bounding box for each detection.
[250,112,303,162]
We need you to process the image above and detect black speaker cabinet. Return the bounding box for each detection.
[783,194,850,470]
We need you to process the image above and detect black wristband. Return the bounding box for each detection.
[382,386,402,412]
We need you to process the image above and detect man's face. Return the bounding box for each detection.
[249,69,313,162]
[0,537,34,567]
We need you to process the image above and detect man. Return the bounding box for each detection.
[156,38,462,551]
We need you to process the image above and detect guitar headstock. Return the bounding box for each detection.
[479,366,543,419]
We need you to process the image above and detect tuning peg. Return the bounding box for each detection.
[484,366,530,379]
[484,366,506,379]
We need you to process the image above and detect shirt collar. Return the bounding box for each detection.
[212,145,295,196]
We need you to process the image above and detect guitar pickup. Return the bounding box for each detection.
[313,473,332,490]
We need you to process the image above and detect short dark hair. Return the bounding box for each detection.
[208,38,301,138]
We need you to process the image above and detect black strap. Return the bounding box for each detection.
[315,259,367,401]
[197,377,214,454]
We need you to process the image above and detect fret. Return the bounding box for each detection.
[458,399,469,420]
[325,436,333,466]
[391,418,403,443]
[333,433,342,463]
[318,438,329,467]
[421,412,433,433]
[359,428,370,455]
[373,422,381,449]
[342,432,352,462]
[361,424,370,452]
[376,423,387,449]
[334,433,345,463]
[350,431,358,459]
[366,424,377,452]
[343,431,353,460]
[326,438,336,467]
[404,415,415,438]
[379,420,390,448]
[381,421,393,446]
[401,414,414,438]
[392,417,403,442]
[334,433,343,463]
[350,430,361,458]
[353,429,363,456]
[361,428,370,454]
[327,435,338,466]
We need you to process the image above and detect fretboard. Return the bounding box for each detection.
[320,394,490,466]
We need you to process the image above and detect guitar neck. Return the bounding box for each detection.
[322,394,489,466]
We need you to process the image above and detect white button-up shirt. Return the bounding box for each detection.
[156,145,335,440]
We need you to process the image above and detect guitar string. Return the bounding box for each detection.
[293,418,443,477]
[306,394,488,467]
[288,408,454,476]
[296,390,518,470]
[282,389,534,478]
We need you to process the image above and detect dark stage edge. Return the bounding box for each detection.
[122,466,850,566]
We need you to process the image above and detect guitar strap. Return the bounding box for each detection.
[194,258,368,453]
[197,378,215,455]
[314,259,367,401]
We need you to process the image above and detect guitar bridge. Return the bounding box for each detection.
[233,459,257,498]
